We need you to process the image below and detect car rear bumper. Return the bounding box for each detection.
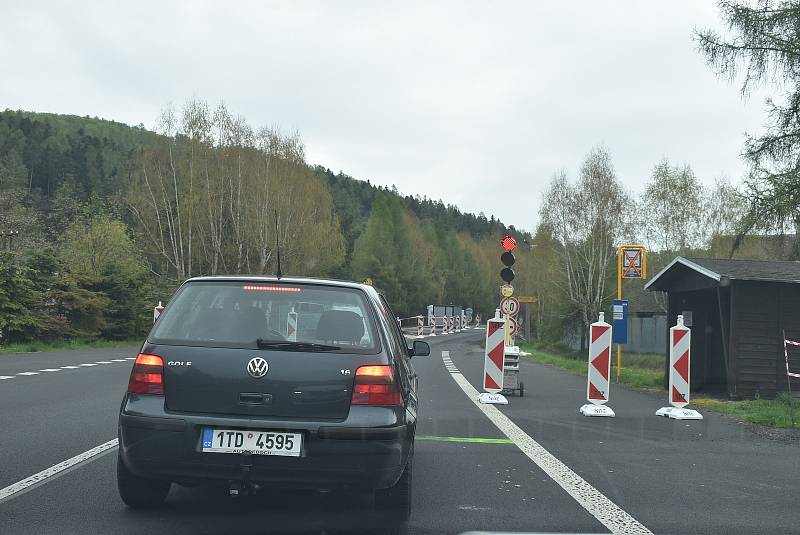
[118,396,413,490]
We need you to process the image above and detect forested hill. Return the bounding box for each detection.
[0,106,529,343]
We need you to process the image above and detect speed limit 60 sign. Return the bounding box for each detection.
[500,296,520,317]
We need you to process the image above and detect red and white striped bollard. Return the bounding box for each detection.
[579,312,615,417]
[656,315,702,419]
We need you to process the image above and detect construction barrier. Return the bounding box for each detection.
[783,336,800,379]
[455,315,461,332]
[783,333,799,426]
[579,312,614,417]
[479,310,507,404]
[656,315,702,419]
[442,315,449,335]
[417,315,424,337]
[429,316,437,337]
[449,315,455,334]
[286,310,298,341]
[153,301,164,323]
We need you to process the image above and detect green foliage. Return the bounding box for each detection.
[61,215,141,277]
[0,108,528,345]
[694,393,799,429]
[696,2,800,248]
[520,342,665,390]
[45,274,111,339]
[0,253,41,343]
[352,194,416,314]
[0,338,140,355]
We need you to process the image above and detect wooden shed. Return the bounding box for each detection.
[645,257,800,400]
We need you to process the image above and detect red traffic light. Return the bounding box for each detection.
[501,235,517,252]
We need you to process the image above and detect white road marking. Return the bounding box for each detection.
[441,351,652,535]
[125,357,135,360]
[0,359,134,383]
[0,439,118,504]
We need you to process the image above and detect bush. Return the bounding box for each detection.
[546,341,575,356]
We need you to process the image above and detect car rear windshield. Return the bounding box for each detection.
[150,281,380,353]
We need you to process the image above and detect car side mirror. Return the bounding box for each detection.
[410,340,430,357]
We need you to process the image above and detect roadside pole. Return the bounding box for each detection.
[616,251,622,383]
[614,244,647,383]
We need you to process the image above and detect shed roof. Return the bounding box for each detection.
[645,256,800,292]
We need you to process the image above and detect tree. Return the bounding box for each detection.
[704,177,748,246]
[640,159,705,252]
[61,215,142,278]
[541,146,630,330]
[351,194,413,313]
[696,1,800,242]
[0,253,41,343]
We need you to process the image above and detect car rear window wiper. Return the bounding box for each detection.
[256,339,342,352]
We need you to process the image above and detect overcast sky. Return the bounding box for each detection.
[1,1,768,232]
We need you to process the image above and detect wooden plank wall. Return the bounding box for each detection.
[733,281,800,398]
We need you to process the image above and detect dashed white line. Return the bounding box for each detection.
[0,439,118,504]
[1,357,135,384]
[441,350,652,535]
[125,357,135,360]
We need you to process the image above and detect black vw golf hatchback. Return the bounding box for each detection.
[117,276,428,517]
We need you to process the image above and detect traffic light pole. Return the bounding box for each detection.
[616,250,622,384]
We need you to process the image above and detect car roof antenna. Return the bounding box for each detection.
[274,210,283,280]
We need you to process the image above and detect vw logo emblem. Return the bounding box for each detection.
[247,357,269,378]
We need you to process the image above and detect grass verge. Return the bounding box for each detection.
[693,394,799,429]
[520,342,799,429]
[519,344,664,390]
[0,338,141,355]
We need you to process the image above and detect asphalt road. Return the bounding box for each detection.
[1,332,799,534]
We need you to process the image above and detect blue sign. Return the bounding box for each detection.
[612,299,628,344]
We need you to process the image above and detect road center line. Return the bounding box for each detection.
[441,351,652,535]
[0,439,118,505]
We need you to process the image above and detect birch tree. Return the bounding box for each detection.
[541,146,630,328]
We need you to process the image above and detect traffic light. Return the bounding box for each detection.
[500,235,516,283]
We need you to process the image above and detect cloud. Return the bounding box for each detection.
[0,0,767,230]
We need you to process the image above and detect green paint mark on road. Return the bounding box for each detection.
[417,435,513,444]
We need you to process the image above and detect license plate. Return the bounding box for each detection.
[202,428,302,457]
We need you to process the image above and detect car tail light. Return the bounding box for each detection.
[351,365,401,406]
[127,354,164,395]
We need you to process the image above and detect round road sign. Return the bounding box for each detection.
[500,296,520,317]
[507,317,519,337]
[501,285,514,297]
